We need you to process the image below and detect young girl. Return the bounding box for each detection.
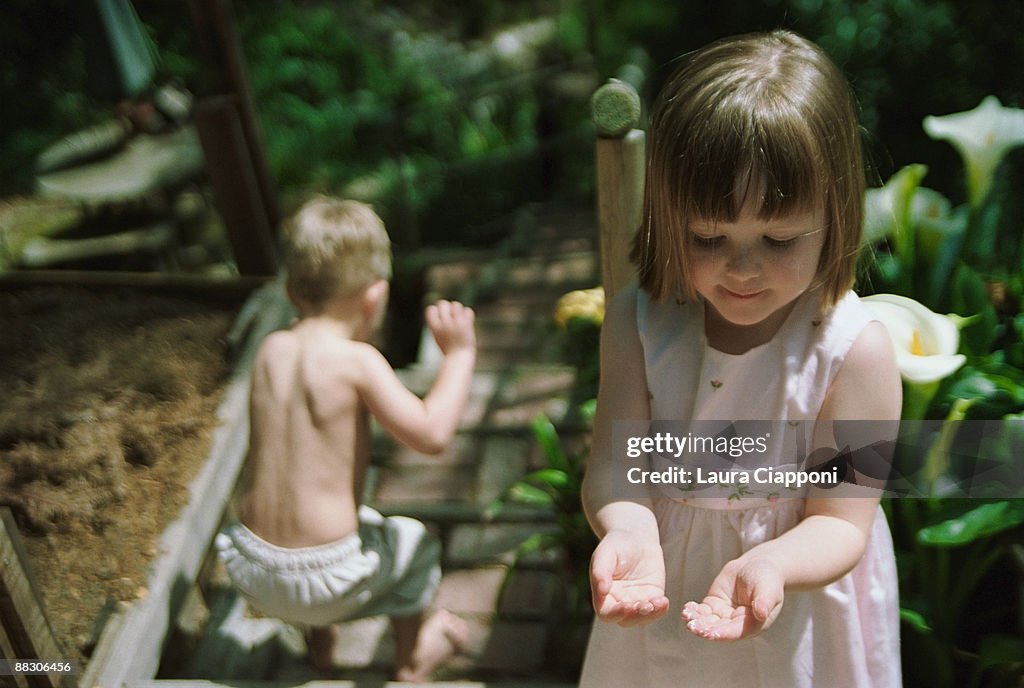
[579,31,902,687]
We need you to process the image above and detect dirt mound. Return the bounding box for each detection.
[0,285,236,660]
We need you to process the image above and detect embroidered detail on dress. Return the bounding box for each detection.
[811,318,822,327]
[710,379,723,389]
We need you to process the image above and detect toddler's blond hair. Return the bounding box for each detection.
[284,197,392,308]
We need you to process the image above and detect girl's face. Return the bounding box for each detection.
[687,206,825,348]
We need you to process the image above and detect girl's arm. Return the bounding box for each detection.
[582,284,670,626]
[684,320,901,641]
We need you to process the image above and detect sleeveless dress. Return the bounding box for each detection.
[578,288,902,688]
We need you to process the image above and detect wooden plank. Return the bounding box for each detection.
[0,617,32,688]
[0,270,270,305]
[79,282,293,688]
[18,221,176,268]
[0,510,68,688]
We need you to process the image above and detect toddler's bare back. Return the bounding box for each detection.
[237,322,371,548]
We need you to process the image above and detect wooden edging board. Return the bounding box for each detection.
[1,509,69,688]
[67,278,294,688]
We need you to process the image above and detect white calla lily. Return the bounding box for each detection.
[913,188,967,263]
[861,293,966,384]
[863,164,927,245]
[923,96,1024,208]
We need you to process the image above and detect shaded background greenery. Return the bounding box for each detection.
[3,0,1024,242]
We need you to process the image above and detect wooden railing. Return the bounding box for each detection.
[592,78,645,300]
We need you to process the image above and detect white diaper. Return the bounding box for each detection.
[215,505,441,626]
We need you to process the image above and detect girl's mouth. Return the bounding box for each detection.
[723,288,764,300]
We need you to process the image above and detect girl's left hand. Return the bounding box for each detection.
[681,556,784,641]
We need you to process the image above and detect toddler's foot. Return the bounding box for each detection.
[305,625,337,673]
[395,609,470,682]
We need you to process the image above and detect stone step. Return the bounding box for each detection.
[165,585,576,684]
[397,366,576,430]
[425,249,596,306]
[144,680,575,688]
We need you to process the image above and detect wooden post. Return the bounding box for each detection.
[187,0,280,231]
[0,510,69,688]
[187,0,281,276]
[592,79,645,300]
[194,95,278,275]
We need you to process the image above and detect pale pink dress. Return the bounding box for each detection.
[578,287,902,688]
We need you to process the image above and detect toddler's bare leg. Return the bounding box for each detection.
[305,625,337,672]
[393,609,469,682]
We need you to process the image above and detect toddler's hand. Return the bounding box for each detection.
[682,556,784,641]
[426,300,476,356]
[590,529,670,627]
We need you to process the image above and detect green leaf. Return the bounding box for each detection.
[579,398,597,423]
[514,531,557,559]
[899,607,933,634]
[507,482,555,506]
[978,413,1024,464]
[977,633,1024,669]
[525,468,572,490]
[531,413,570,472]
[917,500,1024,546]
[950,265,1000,355]
[941,366,1021,420]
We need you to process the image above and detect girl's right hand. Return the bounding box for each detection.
[590,529,670,627]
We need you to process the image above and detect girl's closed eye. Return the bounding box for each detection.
[764,236,798,249]
[690,233,724,249]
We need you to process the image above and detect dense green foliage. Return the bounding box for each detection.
[5,1,1024,232]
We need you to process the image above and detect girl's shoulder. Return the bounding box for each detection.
[632,284,702,337]
[810,290,875,355]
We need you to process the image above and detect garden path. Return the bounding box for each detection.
[160,202,599,687]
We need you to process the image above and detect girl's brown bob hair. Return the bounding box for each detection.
[632,30,865,308]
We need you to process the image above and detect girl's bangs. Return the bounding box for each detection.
[670,109,823,225]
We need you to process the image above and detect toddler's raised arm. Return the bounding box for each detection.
[356,300,476,455]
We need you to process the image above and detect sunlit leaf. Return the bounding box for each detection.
[917,500,1024,546]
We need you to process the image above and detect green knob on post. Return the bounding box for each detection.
[591,79,641,138]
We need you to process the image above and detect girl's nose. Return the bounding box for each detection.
[725,245,761,277]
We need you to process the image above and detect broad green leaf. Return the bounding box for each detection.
[917,500,1024,546]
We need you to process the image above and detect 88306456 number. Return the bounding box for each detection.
[1,660,77,676]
